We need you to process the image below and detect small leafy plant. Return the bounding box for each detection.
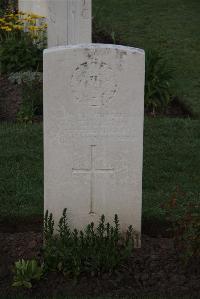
[92,19,120,44]
[9,71,43,123]
[145,49,174,114]
[163,193,200,264]
[12,259,43,288]
[0,10,46,74]
[43,209,137,278]
[0,33,43,74]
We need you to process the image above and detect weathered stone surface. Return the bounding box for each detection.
[18,0,92,47]
[47,0,91,47]
[18,0,48,17]
[44,44,145,238]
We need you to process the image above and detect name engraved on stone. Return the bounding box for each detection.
[81,8,89,19]
[48,3,56,23]
[71,60,118,106]
[57,113,136,142]
[72,145,114,214]
[81,0,90,19]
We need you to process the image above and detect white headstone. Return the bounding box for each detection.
[44,44,144,243]
[18,0,48,17]
[18,0,92,47]
[47,0,92,47]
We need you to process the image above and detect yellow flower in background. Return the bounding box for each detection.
[18,11,26,15]
[13,25,24,30]
[5,22,13,26]
[0,10,47,42]
[1,25,12,31]
[23,17,31,21]
[29,12,45,19]
[29,19,36,25]
[0,25,11,30]
[28,25,39,31]
[16,20,23,25]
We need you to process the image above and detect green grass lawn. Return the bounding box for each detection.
[143,118,200,221]
[93,0,200,117]
[0,123,43,220]
[0,119,199,223]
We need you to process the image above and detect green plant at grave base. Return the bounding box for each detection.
[43,209,137,278]
[0,33,43,74]
[9,71,43,123]
[0,10,46,74]
[163,192,200,264]
[145,49,174,114]
[92,14,121,44]
[12,259,43,288]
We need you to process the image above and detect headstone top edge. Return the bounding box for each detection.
[44,43,145,55]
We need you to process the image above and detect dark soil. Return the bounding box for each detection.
[92,21,122,44]
[165,97,192,118]
[0,221,199,298]
[0,216,43,233]
[145,97,192,118]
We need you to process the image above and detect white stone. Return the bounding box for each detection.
[47,0,92,47]
[18,0,48,17]
[18,0,92,47]
[44,44,145,242]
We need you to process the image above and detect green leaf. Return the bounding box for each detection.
[12,281,23,287]
[23,281,32,288]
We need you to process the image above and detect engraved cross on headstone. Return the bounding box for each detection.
[72,145,114,214]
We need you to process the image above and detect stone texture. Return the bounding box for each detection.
[18,0,92,47]
[18,0,48,17]
[43,44,145,239]
[47,0,92,47]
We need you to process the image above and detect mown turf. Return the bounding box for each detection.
[0,120,199,223]
[143,117,200,221]
[0,123,43,220]
[93,0,200,117]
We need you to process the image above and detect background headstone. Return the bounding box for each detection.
[47,0,92,47]
[44,44,145,242]
[18,0,48,17]
[18,0,92,47]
